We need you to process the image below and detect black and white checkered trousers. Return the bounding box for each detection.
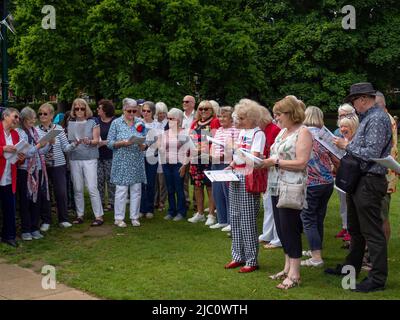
[229,174,260,267]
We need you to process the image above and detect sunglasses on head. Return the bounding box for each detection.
[38,112,48,116]
[125,109,138,114]
[74,107,86,112]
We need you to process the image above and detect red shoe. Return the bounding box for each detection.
[343,232,351,242]
[224,261,245,269]
[335,228,347,238]
[239,265,259,273]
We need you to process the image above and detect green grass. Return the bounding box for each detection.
[1,181,399,300]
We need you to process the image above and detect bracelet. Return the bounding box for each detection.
[275,158,280,169]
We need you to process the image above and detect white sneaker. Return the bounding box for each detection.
[40,224,50,232]
[164,215,173,220]
[188,213,205,223]
[21,233,33,241]
[204,207,209,212]
[114,220,127,228]
[205,215,217,226]
[59,222,72,228]
[302,250,312,257]
[131,219,141,227]
[173,214,184,221]
[221,224,231,232]
[210,223,228,229]
[31,231,44,240]
[145,212,154,219]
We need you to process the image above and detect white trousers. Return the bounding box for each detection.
[70,159,104,218]
[337,189,348,229]
[114,184,142,221]
[259,191,282,246]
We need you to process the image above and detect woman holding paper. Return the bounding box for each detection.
[224,99,266,273]
[17,107,51,241]
[0,108,24,247]
[209,106,240,230]
[107,98,147,228]
[36,103,78,232]
[259,95,312,289]
[68,98,104,226]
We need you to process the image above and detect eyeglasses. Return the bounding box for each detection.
[74,107,86,112]
[38,112,48,116]
[350,96,363,104]
[125,109,138,114]
[168,117,177,120]
[198,108,211,112]
[142,109,152,113]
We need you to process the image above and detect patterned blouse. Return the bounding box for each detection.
[107,116,147,186]
[387,113,398,193]
[267,127,308,197]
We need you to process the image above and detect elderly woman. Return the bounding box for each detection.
[299,106,335,267]
[0,108,24,247]
[139,101,163,219]
[154,102,169,211]
[17,107,51,241]
[260,95,312,289]
[258,106,281,249]
[36,103,77,232]
[96,99,116,211]
[186,100,220,225]
[157,108,188,221]
[224,99,266,273]
[68,98,104,226]
[332,103,358,241]
[107,98,147,227]
[209,106,240,230]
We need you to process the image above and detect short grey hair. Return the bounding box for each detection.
[122,98,137,110]
[143,101,156,117]
[375,91,386,108]
[2,107,20,120]
[167,108,183,126]
[20,106,37,122]
[155,102,168,115]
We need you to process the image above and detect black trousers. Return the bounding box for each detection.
[345,175,388,285]
[17,169,45,234]
[41,165,69,224]
[271,196,303,259]
[0,185,17,241]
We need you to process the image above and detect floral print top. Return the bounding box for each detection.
[267,126,308,196]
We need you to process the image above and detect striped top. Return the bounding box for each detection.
[210,126,240,164]
[36,124,76,167]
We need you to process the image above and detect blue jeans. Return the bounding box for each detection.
[301,183,334,251]
[140,159,158,214]
[162,163,186,217]
[211,163,230,224]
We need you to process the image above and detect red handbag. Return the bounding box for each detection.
[245,167,268,193]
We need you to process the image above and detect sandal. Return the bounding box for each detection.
[301,258,324,267]
[91,219,104,227]
[263,243,280,249]
[276,277,301,290]
[269,270,288,280]
[72,217,84,224]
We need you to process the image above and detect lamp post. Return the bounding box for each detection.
[1,0,9,108]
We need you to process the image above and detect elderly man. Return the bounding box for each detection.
[326,83,392,293]
[375,91,398,241]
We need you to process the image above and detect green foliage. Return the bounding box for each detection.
[7,0,400,110]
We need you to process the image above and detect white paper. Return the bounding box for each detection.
[204,170,239,182]
[128,135,146,145]
[3,140,31,164]
[371,155,400,174]
[238,148,263,164]
[38,129,63,144]
[68,121,87,141]
[316,126,346,159]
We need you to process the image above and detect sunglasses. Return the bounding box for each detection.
[38,112,48,116]
[182,101,191,104]
[142,109,152,113]
[198,108,211,112]
[168,117,177,120]
[125,109,138,114]
[74,107,86,112]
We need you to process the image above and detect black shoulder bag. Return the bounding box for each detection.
[335,152,363,194]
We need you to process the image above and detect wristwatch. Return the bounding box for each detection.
[275,158,280,169]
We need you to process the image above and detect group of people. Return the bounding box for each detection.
[0,82,398,293]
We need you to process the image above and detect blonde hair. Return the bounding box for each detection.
[209,100,220,115]
[273,95,306,124]
[258,105,273,128]
[338,116,359,139]
[304,106,324,128]
[39,102,54,115]
[71,98,93,118]
[195,100,215,120]
[337,103,356,127]
[234,99,262,127]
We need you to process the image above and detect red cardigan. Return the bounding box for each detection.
[0,121,20,193]
[263,122,281,157]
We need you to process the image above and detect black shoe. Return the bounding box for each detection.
[351,277,385,293]
[324,264,345,276]
[1,239,18,248]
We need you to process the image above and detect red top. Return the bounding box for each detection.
[0,121,20,193]
[190,116,220,134]
[263,122,281,157]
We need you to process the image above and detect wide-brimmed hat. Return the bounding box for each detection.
[344,82,377,103]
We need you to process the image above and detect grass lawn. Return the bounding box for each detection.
[0,177,399,300]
